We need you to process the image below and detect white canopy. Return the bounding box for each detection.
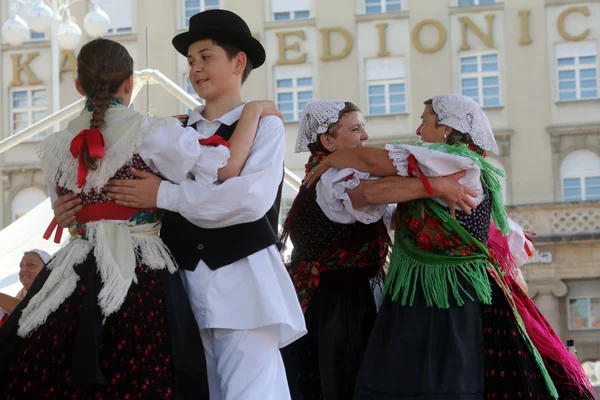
[0,198,67,296]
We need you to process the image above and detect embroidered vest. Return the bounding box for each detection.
[161,120,284,270]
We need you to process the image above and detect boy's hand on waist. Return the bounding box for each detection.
[105,168,162,208]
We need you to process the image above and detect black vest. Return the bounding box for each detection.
[161,120,284,271]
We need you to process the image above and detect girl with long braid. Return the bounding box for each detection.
[0,38,281,399]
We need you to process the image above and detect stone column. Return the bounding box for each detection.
[528,279,568,337]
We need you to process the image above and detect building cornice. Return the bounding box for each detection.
[448,2,504,15]
[355,11,410,22]
[546,123,600,137]
[0,164,41,173]
[264,18,317,31]
[545,0,600,7]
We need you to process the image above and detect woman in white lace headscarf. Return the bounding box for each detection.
[305,95,573,399]
[279,99,391,400]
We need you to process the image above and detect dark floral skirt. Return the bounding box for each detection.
[282,277,377,400]
[355,276,555,400]
[0,253,208,399]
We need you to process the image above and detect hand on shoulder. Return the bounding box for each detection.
[244,100,284,123]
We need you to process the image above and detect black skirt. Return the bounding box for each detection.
[282,276,378,400]
[355,277,554,400]
[0,252,208,400]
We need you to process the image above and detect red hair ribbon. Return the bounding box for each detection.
[200,136,229,148]
[70,128,105,188]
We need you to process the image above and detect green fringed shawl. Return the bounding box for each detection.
[384,198,494,308]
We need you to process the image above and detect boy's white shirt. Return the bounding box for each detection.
[157,104,306,347]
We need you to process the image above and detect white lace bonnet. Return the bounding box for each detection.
[295,99,346,153]
[431,94,499,154]
[26,249,51,264]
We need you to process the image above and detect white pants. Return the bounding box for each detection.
[200,325,291,400]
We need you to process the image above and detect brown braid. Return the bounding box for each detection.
[76,38,134,171]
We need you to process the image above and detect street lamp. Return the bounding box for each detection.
[2,0,111,48]
[2,0,111,131]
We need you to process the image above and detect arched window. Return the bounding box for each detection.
[560,150,600,202]
[11,187,47,222]
[487,157,507,204]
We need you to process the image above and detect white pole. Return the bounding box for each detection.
[0,98,86,154]
[51,0,60,132]
[284,167,301,192]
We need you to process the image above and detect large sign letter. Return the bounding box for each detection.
[276,31,307,65]
[320,27,353,62]
[11,53,42,87]
[519,10,532,45]
[411,20,447,54]
[557,6,590,42]
[59,50,77,80]
[376,23,390,57]
[459,14,495,51]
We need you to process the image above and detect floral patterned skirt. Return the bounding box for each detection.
[355,275,554,400]
[0,252,208,399]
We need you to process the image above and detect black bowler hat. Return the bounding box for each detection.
[172,9,266,69]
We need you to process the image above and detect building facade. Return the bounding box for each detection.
[1,0,599,382]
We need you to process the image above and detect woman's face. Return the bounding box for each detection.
[19,253,44,291]
[320,111,369,152]
[417,104,451,143]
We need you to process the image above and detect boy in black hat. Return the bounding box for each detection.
[103,9,306,400]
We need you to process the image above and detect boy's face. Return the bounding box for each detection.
[187,39,241,102]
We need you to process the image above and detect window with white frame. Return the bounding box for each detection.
[364,0,402,14]
[568,296,600,330]
[10,0,45,41]
[10,87,48,140]
[275,67,313,122]
[460,52,501,107]
[99,0,133,35]
[556,42,598,101]
[271,0,310,20]
[366,58,407,115]
[183,0,220,27]
[560,150,600,202]
[457,0,497,6]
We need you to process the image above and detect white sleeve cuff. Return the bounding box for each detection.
[385,143,411,176]
[191,145,231,187]
[157,180,180,213]
[316,168,386,225]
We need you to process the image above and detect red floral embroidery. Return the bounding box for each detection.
[409,219,424,233]
[290,235,389,313]
[416,232,434,251]
[396,203,480,257]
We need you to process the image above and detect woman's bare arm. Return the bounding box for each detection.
[218,101,283,181]
[0,292,21,314]
[305,147,397,187]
